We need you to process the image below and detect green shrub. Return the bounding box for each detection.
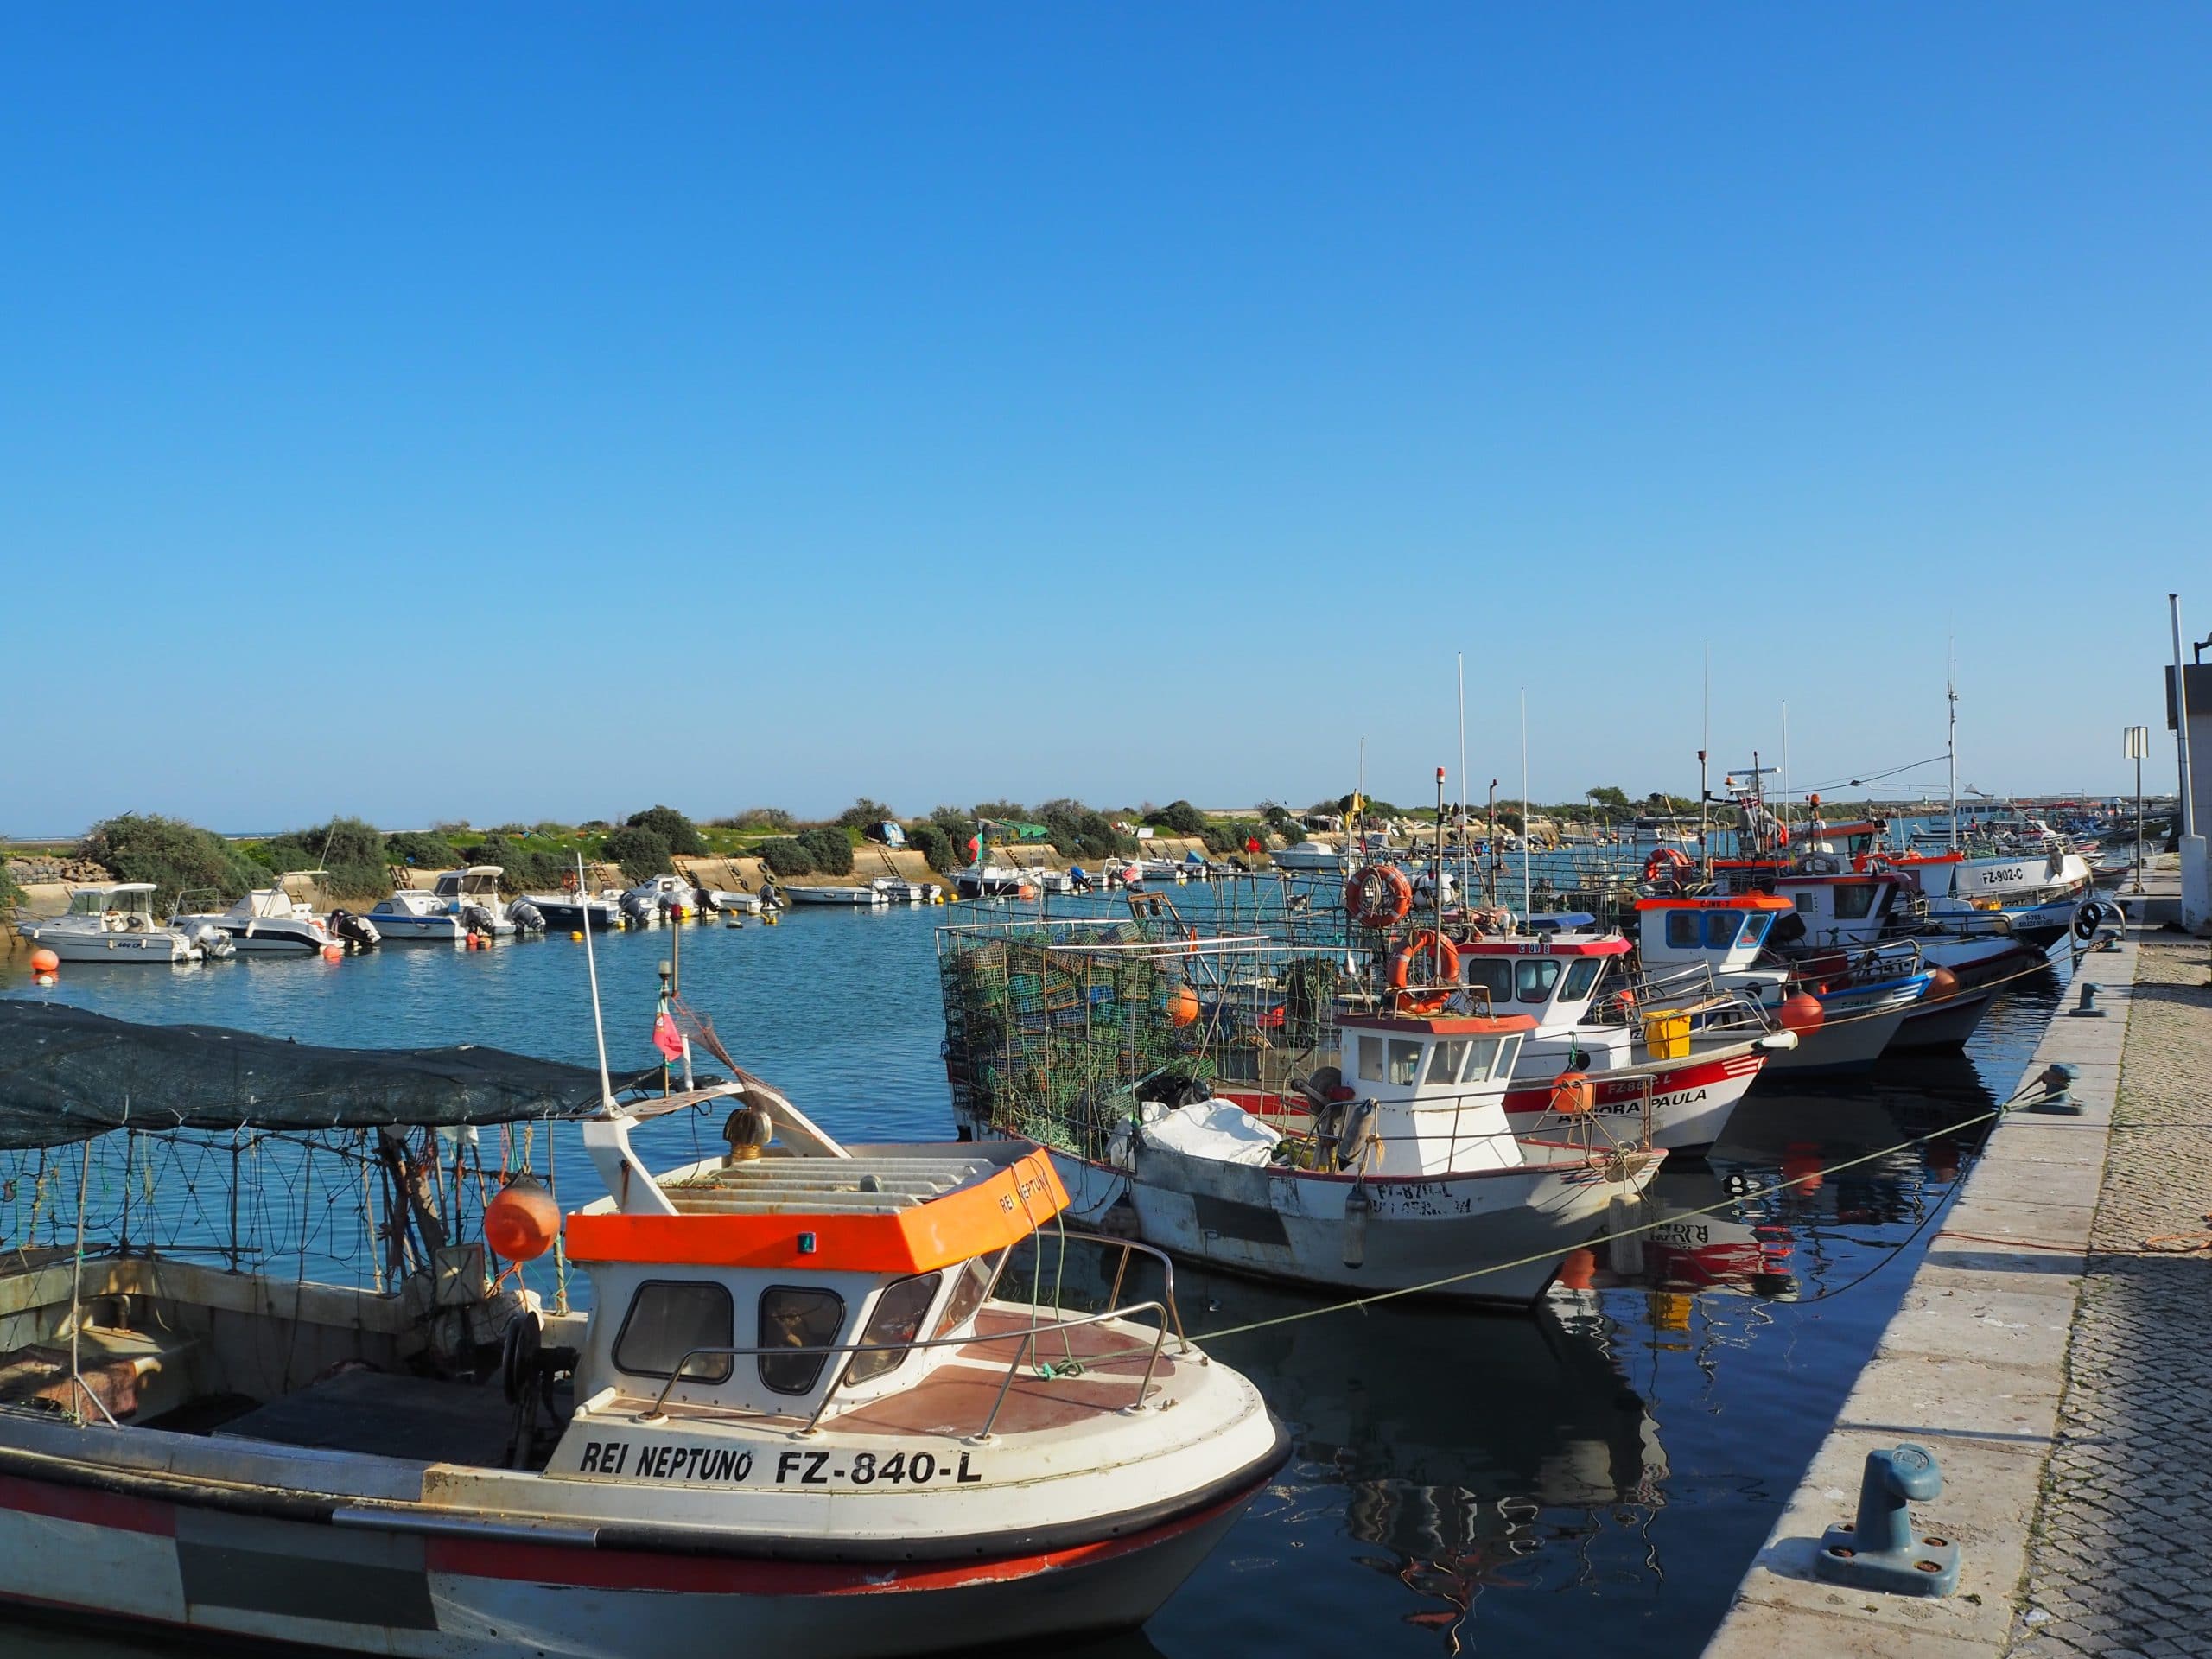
[624,805,705,856]
[77,814,265,913]
[459,835,572,894]
[905,822,957,874]
[970,800,1028,823]
[533,821,577,839]
[1,863,21,916]
[713,807,795,832]
[1142,800,1211,840]
[385,830,457,871]
[836,798,896,830]
[260,816,391,899]
[1035,798,1132,861]
[756,838,816,878]
[796,826,854,876]
[601,826,673,884]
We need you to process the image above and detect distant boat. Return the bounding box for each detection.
[1268,841,1344,874]
[174,872,375,954]
[526,886,626,931]
[368,867,515,942]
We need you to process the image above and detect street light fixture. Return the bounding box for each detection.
[2124,724,2150,893]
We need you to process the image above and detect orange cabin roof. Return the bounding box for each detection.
[564,1150,1070,1275]
[1338,1011,1540,1036]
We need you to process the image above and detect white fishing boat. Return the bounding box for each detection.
[0,1004,1287,1658]
[526,885,627,931]
[173,871,379,954]
[16,884,226,964]
[1268,840,1345,874]
[1047,1005,1663,1306]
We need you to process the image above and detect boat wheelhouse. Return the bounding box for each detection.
[1452,931,1794,1150]
[1632,893,1935,1073]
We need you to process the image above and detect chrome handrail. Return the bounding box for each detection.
[638,1297,1179,1442]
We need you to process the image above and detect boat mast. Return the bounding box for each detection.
[1519,687,1530,923]
[1948,642,1960,852]
[1781,700,1789,849]
[1457,652,1470,903]
[577,852,616,1110]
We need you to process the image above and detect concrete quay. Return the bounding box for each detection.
[1705,906,2212,1657]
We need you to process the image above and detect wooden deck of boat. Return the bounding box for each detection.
[216,1368,518,1467]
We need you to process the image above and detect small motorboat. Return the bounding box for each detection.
[0,1003,1288,1658]
[16,883,228,964]
[525,886,626,931]
[173,871,379,954]
[368,868,515,942]
[620,873,708,927]
[785,883,892,906]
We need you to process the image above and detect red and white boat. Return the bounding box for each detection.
[0,1005,1287,1658]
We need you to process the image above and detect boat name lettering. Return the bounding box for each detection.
[580,1440,757,1483]
[998,1173,1052,1214]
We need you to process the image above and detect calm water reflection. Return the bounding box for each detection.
[3,904,2068,1657]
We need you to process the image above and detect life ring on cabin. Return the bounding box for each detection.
[1343,863,1413,930]
[1388,929,1461,1015]
[1642,847,1693,888]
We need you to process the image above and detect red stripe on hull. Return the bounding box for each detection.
[423,1484,1249,1596]
[1502,1053,1759,1116]
[0,1472,174,1537]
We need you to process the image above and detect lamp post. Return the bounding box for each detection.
[2125,725,2150,893]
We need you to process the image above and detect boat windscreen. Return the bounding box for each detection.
[0,1000,640,1149]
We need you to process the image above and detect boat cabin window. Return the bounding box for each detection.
[1354,1035,1425,1086]
[1739,914,1775,947]
[1560,957,1605,1001]
[759,1286,846,1395]
[1833,884,1878,921]
[1665,912,1700,950]
[1516,958,1562,1003]
[1792,894,1815,914]
[933,1249,1004,1340]
[845,1271,943,1386]
[613,1281,734,1384]
[1701,912,1745,949]
[1427,1039,1469,1084]
[1461,959,1512,1008]
[68,891,109,916]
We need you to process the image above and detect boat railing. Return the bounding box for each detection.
[639,1294,1182,1443]
[1614,960,1776,1031]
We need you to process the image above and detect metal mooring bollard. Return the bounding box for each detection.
[2068,982,2107,1018]
[1815,1442,1960,1597]
[2027,1061,2082,1116]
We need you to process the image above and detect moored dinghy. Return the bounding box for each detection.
[0,1002,1285,1658]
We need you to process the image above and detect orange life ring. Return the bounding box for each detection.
[1642,847,1693,887]
[1343,863,1413,930]
[1388,928,1462,1015]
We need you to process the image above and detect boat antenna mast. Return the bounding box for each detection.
[1948,635,1960,853]
[576,850,616,1113]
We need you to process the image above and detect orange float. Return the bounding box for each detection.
[1166,987,1201,1027]
[28,949,60,976]
[1548,1071,1594,1115]
[484,1174,561,1262]
[1777,992,1825,1033]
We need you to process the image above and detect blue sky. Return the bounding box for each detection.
[4,7,2206,833]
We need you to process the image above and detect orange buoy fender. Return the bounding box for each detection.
[485,1174,560,1262]
[1166,986,1201,1027]
[28,949,60,976]
[1777,991,1825,1033]
[1923,966,1960,1002]
[1548,1071,1594,1115]
[1389,929,1462,1014]
[1343,864,1413,930]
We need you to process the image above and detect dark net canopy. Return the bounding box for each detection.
[0,1000,636,1150]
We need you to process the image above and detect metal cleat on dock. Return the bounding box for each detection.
[2025,1061,2082,1114]
[2068,981,2108,1017]
[1815,1441,1960,1597]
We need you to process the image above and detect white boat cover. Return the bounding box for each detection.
[1140,1098,1281,1166]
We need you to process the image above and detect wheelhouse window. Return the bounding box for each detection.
[1833,884,1878,921]
[1460,1036,1506,1083]
[932,1249,1004,1341]
[759,1286,846,1395]
[613,1281,734,1383]
[1427,1039,1470,1084]
[1701,912,1745,949]
[1461,959,1512,1008]
[1387,1039,1424,1086]
[844,1272,942,1386]
[1516,958,1562,1003]
[1356,1035,1385,1083]
[1560,957,1605,1001]
[1739,913,1775,947]
[1665,912,1700,949]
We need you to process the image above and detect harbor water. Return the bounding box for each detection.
[4,902,2069,1658]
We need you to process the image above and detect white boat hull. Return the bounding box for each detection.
[1051,1142,1657,1307]
[15,922,198,963]
[366,912,467,942]
[0,1461,1252,1659]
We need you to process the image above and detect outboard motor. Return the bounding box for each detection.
[188,924,236,961]
[506,899,546,934]
[327,908,382,950]
[459,903,497,935]
[620,893,655,928]
[691,887,715,915]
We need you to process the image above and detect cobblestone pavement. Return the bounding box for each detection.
[2009,938,2212,1658]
